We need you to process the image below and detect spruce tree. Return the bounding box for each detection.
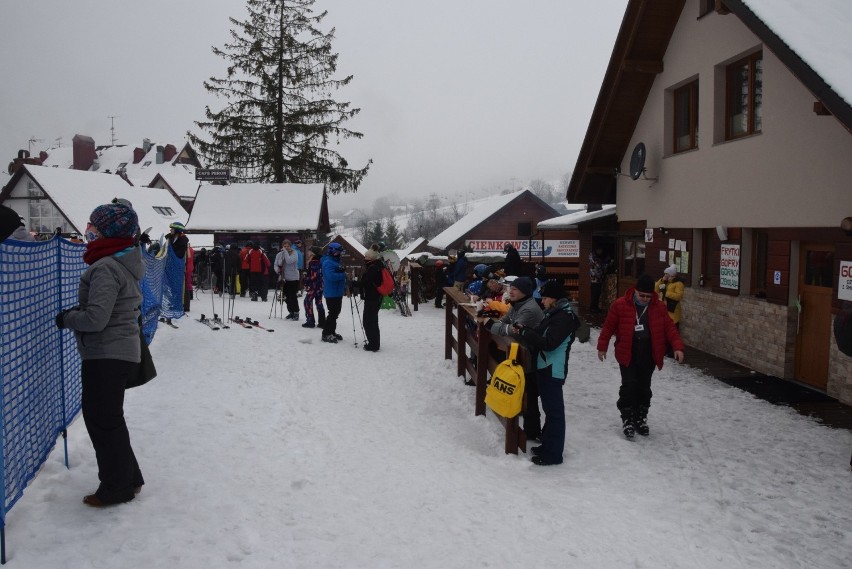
[384,217,402,249]
[189,0,370,194]
[366,220,385,247]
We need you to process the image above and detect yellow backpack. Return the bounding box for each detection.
[485,342,525,418]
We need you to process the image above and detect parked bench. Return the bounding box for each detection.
[443,287,530,454]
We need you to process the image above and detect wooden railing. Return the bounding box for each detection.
[443,287,530,454]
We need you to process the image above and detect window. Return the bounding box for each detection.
[153,206,176,216]
[726,52,762,139]
[804,250,834,288]
[673,81,699,153]
[142,161,152,167]
[621,237,645,279]
[27,190,72,234]
[517,222,532,237]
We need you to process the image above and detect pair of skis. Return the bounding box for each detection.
[229,315,275,332]
[197,314,221,330]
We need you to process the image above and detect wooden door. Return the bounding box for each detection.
[794,243,834,389]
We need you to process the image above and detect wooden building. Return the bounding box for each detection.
[428,190,581,289]
[186,182,330,262]
[566,0,852,403]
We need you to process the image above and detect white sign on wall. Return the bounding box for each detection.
[839,260,852,301]
[464,239,580,258]
[720,244,740,290]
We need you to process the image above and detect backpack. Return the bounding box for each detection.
[835,301,852,358]
[575,317,591,343]
[485,343,525,418]
[377,266,395,296]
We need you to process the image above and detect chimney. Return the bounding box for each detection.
[133,147,145,164]
[142,138,152,154]
[72,134,96,171]
[156,145,164,164]
[163,144,177,162]
[92,159,100,172]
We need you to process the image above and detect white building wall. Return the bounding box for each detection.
[617,0,852,229]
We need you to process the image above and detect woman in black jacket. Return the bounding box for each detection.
[360,249,385,351]
[513,280,580,466]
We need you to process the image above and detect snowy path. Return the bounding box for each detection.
[6,294,852,568]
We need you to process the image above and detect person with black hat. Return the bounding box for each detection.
[321,242,347,343]
[512,279,580,465]
[359,248,384,351]
[482,275,545,440]
[503,242,522,277]
[597,273,685,439]
[302,245,326,328]
[0,205,35,243]
[55,202,146,506]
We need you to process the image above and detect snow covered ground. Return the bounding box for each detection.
[7,293,852,568]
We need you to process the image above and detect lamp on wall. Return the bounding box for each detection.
[658,227,668,235]
[842,217,852,236]
[716,225,728,241]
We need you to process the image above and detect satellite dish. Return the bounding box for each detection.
[629,143,646,180]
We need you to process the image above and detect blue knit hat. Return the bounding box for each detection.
[89,203,138,239]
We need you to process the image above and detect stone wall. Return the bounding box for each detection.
[829,316,852,405]
[680,289,794,377]
[679,289,852,405]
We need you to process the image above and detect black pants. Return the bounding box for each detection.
[524,368,541,438]
[434,286,445,307]
[363,298,381,348]
[590,281,603,311]
[617,361,655,420]
[284,280,300,315]
[81,359,144,503]
[249,272,268,300]
[239,269,249,296]
[537,367,566,462]
[323,296,343,336]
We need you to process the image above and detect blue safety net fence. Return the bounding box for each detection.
[0,237,184,530]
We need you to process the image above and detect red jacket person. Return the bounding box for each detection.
[597,273,685,439]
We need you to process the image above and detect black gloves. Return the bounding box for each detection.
[55,309,70,329]
[139,233,151,245]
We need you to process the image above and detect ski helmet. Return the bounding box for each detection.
[327,242,343,256]
[474,264,489,278]
[467,280,484,296]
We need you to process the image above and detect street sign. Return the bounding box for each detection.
[195,168,230,181]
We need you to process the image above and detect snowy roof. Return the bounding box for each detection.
[9,166,186,237]
[396,236,427,258]
[429,190,527,250]
[336,233,367,254]
[187,183,326,232]
[742,0,852,109]
[537,204,616,230]
[40,140,204,199]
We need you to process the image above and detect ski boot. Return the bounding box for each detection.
[622,418,635,439]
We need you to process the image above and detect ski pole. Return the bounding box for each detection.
[209,263,216,315]
[348,285,359,347]
[352,292,366,343]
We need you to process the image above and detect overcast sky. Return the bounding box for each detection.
[1,0,627,211]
